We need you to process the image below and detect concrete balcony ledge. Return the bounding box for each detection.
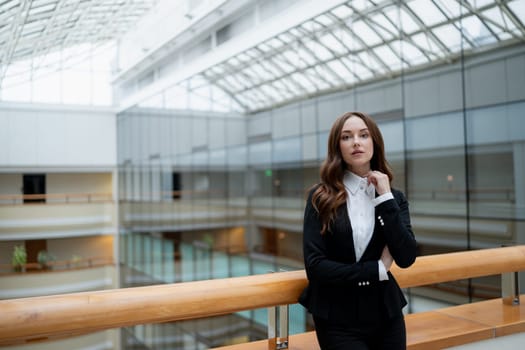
[0,203,116,239]
[0,264,117,299]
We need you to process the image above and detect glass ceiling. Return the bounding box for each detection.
[0,0,158,87]
[1,0,524,112]
[154,0,525,114]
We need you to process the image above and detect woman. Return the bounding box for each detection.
[299,112,417,349]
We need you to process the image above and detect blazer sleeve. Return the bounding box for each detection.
[302,188,379,286]
[375,189,417,268]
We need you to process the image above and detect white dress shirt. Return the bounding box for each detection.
[343,171,394,281]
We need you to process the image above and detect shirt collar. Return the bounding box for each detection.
[344,171,375,196]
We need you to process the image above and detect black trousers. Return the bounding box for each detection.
[313,314,406,350]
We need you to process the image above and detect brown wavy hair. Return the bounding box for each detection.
[312,112,393,234]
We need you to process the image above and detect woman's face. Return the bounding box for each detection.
[339,116,374,175]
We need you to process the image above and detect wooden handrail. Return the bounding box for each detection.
[391,245,525,287]
[1,245,525,346]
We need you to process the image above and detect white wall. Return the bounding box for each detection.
[47,173,113,194]
[0,102,116,169]
[0,174,20,194]
[48,235,114,261]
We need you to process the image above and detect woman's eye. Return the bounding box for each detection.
[361,133,369,138]
[342,135,350,140]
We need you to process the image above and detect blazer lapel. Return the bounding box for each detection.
[340,204,357,262]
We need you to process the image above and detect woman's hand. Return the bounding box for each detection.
[367,170,391,195]
[381,246,393,271]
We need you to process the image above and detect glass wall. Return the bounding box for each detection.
[116,15,525,350]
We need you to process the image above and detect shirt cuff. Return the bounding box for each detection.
[372,192,394,206]
[378,260,389,281]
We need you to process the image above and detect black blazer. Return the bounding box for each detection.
[299,186,417,325]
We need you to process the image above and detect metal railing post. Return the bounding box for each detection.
[502,271,520,305]
[268,305,277,349]
[267,304,289,349]
[279,304,289,348]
